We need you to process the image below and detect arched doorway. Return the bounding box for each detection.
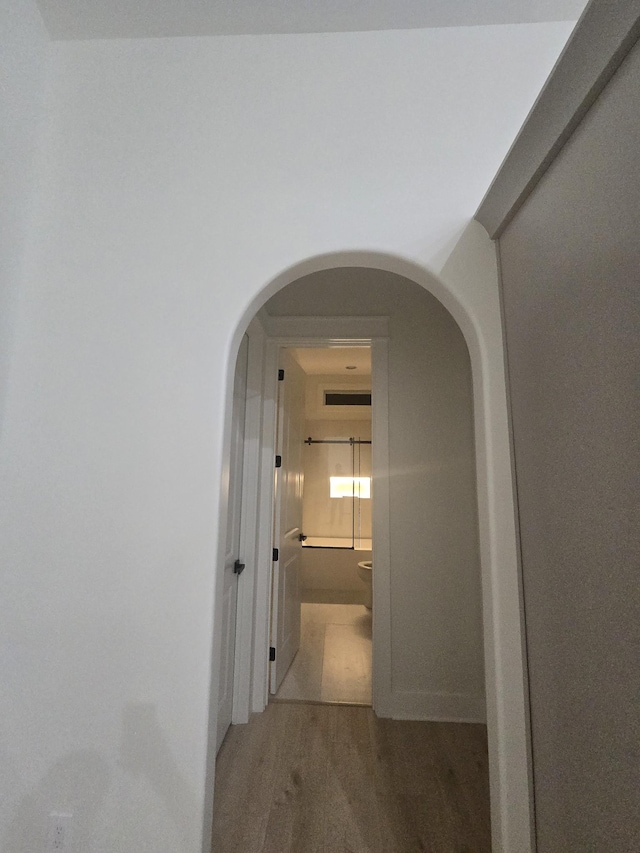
[206,251,531,853]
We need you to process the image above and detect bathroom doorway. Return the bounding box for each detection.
[271,345,375,706]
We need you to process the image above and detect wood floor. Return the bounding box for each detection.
[212,702,491,852]
[275,604,372,705]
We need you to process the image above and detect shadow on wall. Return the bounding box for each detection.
[3,749,110,852]
[3,703,199,852]
[119,702,200,850]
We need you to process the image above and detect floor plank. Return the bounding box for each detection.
[260,703,328,852]
[212,702,491,853]
[324,706,384,852]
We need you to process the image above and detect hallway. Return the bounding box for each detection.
[212,702,491,852]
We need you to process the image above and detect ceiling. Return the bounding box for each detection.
[291,347,371,377]
[37,0,588,41]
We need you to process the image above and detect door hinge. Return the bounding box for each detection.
[272,547,279,561]
[278,369,285,381]
[269,647,276,662]
[275,454,282,468]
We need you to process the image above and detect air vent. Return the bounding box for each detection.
[324,391,371,406]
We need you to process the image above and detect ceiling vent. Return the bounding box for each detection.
[324,390,371,407]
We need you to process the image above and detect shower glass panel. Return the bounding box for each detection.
[302,437,372,550]
[355,439,372,550]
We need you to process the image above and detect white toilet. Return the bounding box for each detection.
[357,560,373,609]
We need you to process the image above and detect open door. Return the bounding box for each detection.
[270,349,306,693]
[216,335,249,750]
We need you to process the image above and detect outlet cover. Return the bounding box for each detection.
[47,812,73,851]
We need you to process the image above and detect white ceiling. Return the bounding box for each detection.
[36,0,588,40]
[291,347,371,377]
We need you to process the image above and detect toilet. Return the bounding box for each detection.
[357,560,373,609]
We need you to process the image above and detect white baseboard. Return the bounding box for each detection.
[387,689,486,724]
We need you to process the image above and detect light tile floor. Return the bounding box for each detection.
[275,603,372,705]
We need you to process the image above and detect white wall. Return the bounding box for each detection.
[0,22,573,853]
[0,0,49,436]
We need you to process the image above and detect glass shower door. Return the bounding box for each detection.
[353,438,372,550]
[301,437,372,549]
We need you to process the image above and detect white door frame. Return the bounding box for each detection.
[229,320,268,724]
[233,316,391,716]
[215,334,249,750]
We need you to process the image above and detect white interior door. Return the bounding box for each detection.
[270,349,306,693]
[216,335,249,751]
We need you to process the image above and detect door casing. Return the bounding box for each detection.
[216,334,248,750]
[230,316,391,720]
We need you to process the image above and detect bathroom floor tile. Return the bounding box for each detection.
[275,603,372,705]
[321,623,372,704]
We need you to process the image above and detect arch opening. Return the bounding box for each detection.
[206,250,531,853]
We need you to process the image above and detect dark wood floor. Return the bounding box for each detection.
[212,702,491,852]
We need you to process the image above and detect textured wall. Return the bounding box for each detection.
[0,0,48,434]
[499,39,640,853]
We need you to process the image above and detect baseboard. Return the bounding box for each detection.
[387,689,486,724]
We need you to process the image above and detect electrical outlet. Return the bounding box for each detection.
[47,813,72,851]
